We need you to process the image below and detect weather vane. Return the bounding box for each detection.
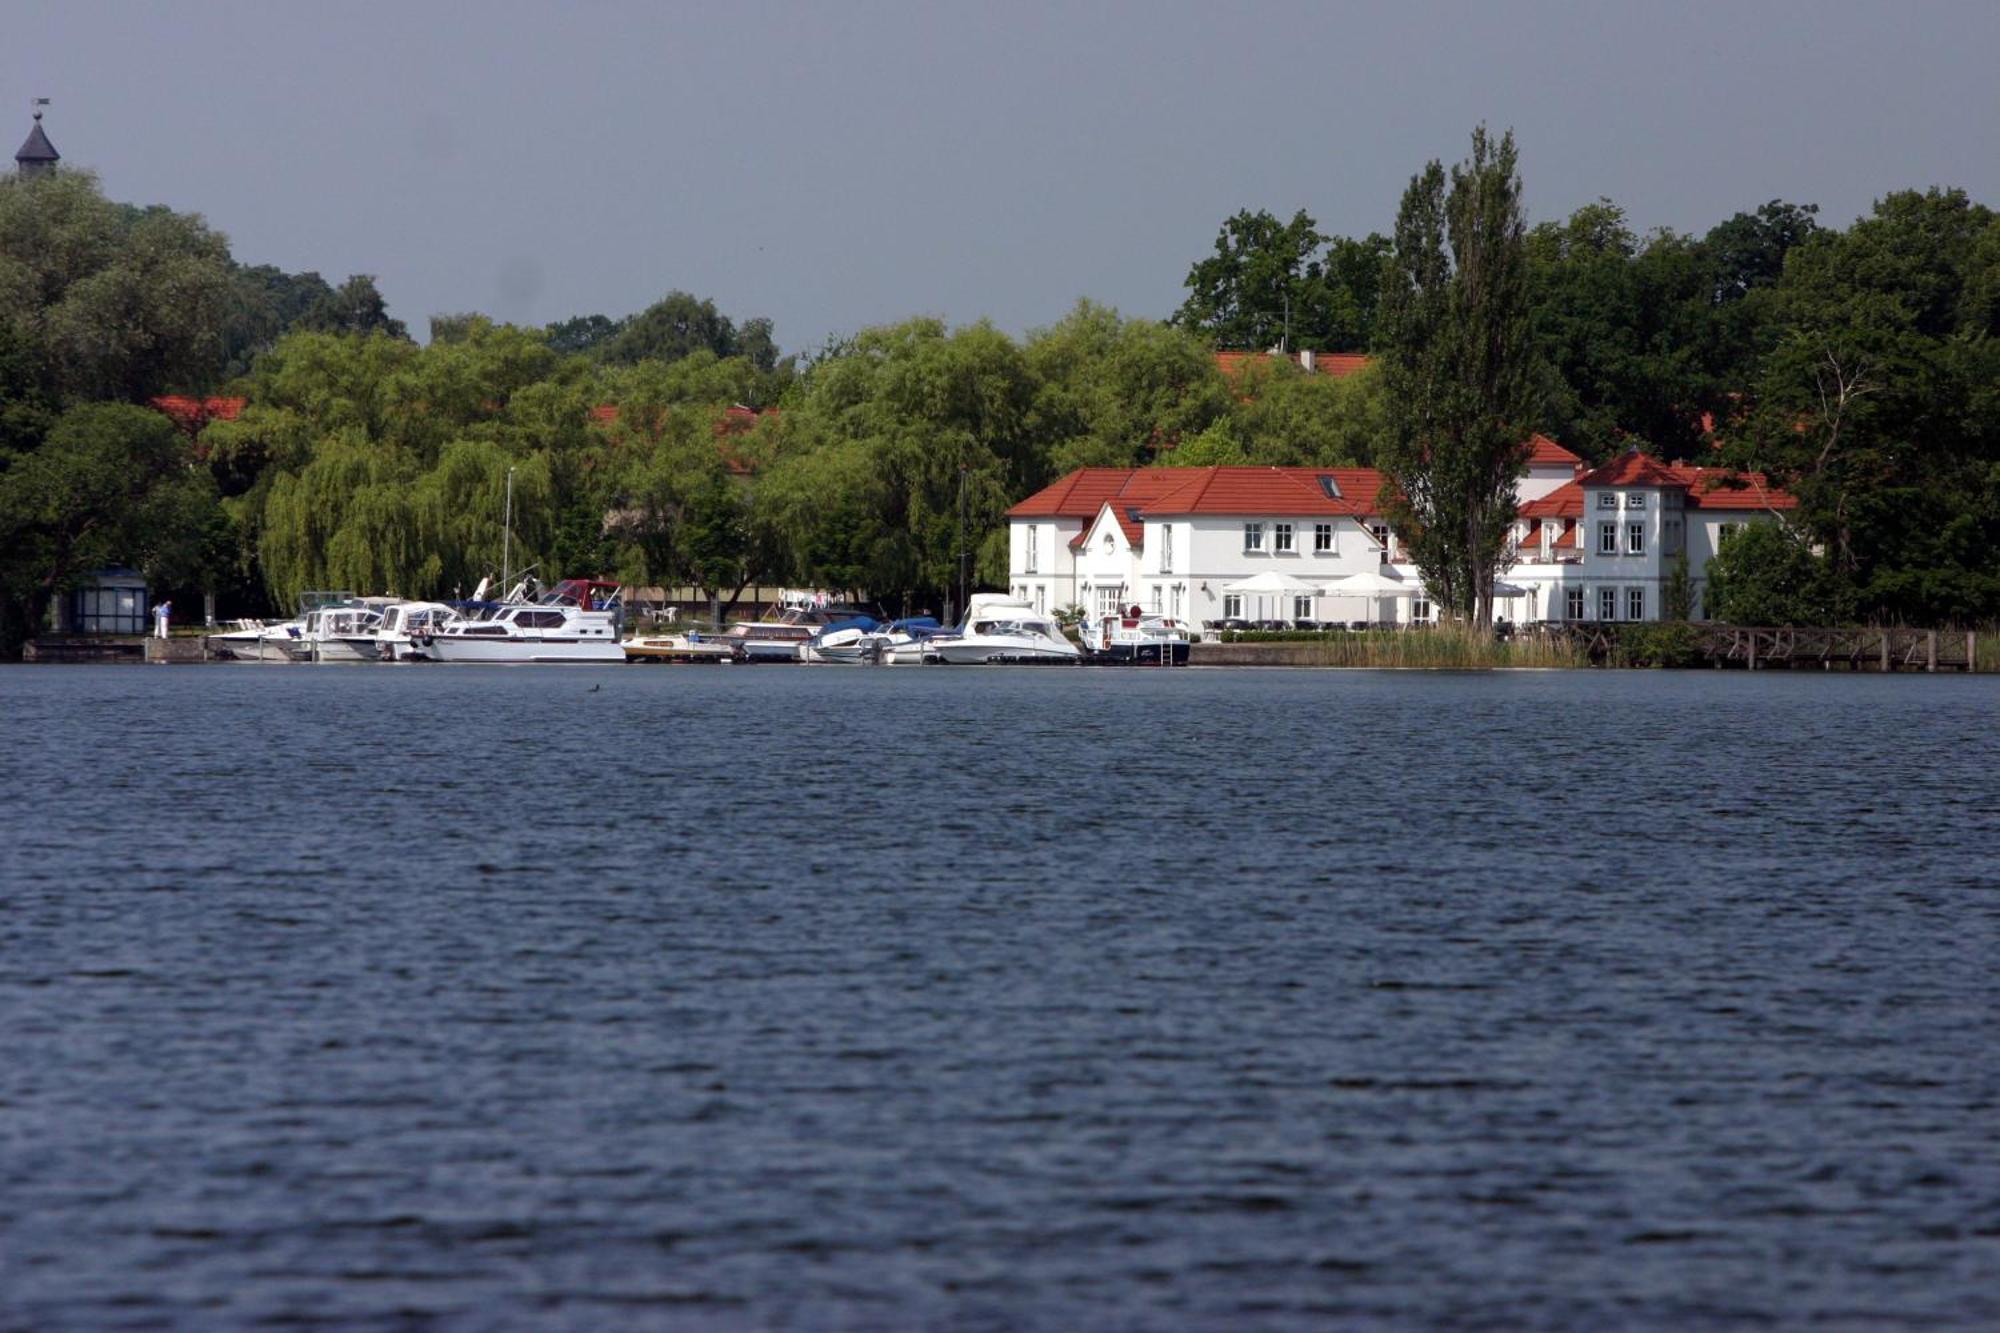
[32,97,49,121]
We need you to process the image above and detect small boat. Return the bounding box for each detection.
[719,606,865,662]
[284,599,394,662]
[206,591,355,662]
[422,579,625,663]
[799,617,884,664]
[1079,611,1192,665]
[855,616,947,665]
[622,631,735,663]
[925,597,1081,665]
[341,601,462,662]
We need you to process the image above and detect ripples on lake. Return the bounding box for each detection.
[2,664,1998,1329]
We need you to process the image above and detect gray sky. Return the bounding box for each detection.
[8,1,1998,353]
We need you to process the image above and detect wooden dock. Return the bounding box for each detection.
[1552,625,1978,672]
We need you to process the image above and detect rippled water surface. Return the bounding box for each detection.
[2,664,1998,1330]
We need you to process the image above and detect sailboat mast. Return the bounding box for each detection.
[501,466,515,591]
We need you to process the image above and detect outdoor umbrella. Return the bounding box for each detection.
[1221,570,1326,624]
[1321,568,1422,626]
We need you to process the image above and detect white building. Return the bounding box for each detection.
[1005,441,1796,626]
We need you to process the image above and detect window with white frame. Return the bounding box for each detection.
[1314,522,1333,553]
[1150,584,1163,612]
[1160,523,1173,573]
[1599,586,1618,621]
[1627,522,1645,555]
[1243,522,1264,552]
[1025,524,1039,573]
[1628,492,1646,509]
[1293,594,1312,620]
[1627,587,1645,621]
[1097,586,1125,617]
[1664,518,1683,553]
[1598,492,1619,509]
[1371,523,1390,563]
[1412,596,1431,622]
[1599,522,1618,555]
[1222,593,1243,619]
[1273,522,1294,553]
[1566,587,1585,620]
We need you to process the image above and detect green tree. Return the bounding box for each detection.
[1377,127,1538,626]
[297,274,408,340]
[1174,209,1387,351]
[0,171,237,399]
[1704,522,1850,625]
[544,312,626,356]
[0,403,216,654]
[1025,300,1231,471]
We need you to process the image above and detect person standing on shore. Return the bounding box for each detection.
[154,600,171,639]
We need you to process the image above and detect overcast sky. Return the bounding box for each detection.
[8,1,1998,352]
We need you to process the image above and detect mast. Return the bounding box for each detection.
[501,466,515,592]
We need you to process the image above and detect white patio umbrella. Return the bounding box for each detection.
[1221,570,1326,624]
[1321,569,1422,626]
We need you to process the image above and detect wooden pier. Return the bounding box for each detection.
[1551,624,1978,672]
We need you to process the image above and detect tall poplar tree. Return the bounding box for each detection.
[1377,127,1537,626]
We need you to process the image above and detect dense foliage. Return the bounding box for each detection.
[1,144,1996,655]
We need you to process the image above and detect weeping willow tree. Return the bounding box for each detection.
[258,432,419,605]
[412,441,552,596]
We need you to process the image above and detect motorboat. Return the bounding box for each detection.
[341,600,461,662]
[856,616,947,665]
[924,597,1081,665]
[1079,610,1192,665]
[206,591,354,662]
[283,598,394,662]
[718,605,862,662]
[799,616,885,663]
[622,631,735,663]
[420,579,625,663]
[206,618,301,662]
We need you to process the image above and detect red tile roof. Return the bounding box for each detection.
[1008,466,1388,528]
[1550,522,1579,549]
[1666,464,1798,510]
[1214,351,1373,380]
[1525,433,1583,468]
[1519,480,1584,519]
[149,396,245,431]
[1574,450,1688,489]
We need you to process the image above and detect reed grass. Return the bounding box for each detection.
[1214,624,1588,669]
[1974,624,1998,673]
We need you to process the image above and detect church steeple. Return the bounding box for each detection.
[16,101,59,179]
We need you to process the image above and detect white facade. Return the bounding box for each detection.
[1008,455,1789,627]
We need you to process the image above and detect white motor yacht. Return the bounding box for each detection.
[284,599,393,662]
[341,601,462,662]
[206,618,302,662]
[421,580,625,663]
[925,597,1082,665]
[1079,611,1193,665]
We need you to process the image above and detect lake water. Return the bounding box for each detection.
[2,664,1997,1330]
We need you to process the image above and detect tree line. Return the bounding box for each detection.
[1,142,1996,654]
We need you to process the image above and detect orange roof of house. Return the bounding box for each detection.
[1574,450,1688,489]
[1666,464,1798,510]
[1519,480,1585,519]
[149,396,245,431]
[1525,433,1583,468]
[1214,351,1373,380]
[1550,522,1579,549]
[1009,466,1388,531]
